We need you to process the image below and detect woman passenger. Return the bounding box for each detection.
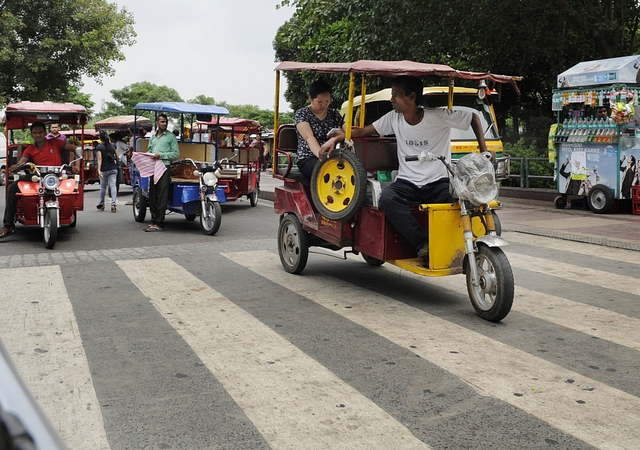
[295,78,345,179]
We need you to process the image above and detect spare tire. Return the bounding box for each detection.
[310,150,367,221]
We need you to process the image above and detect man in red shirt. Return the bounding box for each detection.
[0,122,81,239]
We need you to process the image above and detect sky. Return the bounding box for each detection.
[81,0,295,113]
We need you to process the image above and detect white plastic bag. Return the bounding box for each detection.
[452,152,498,205]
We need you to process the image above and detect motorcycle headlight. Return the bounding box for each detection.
[203,171,218,187]
[43,173,59,190]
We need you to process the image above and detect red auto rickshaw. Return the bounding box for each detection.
[191,117,262,206]
[4,101,88,248]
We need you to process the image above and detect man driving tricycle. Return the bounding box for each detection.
[273,60,521,322]
[1,101,87,248]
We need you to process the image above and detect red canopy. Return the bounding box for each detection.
[275,60,522,93]
[3,101,88,129]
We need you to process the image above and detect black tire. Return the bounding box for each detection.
[0,167,5,186]
[278,214,309,274]
[200,200,222,235]
[185,214,197,221]
[133,189,147,222]
[554,195,567,209]
[249,187,259,207]
[69,211,77,228]
[465,245,514,322]
[310,150,367,221]
[587,184,614,214]
[362,253,385,266]
[43,209,58,250]
[492,211,502,236]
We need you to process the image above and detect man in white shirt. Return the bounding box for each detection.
[351,76,489,259]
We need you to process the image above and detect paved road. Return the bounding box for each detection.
[1,181,639,449]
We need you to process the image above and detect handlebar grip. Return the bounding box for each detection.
[405,155,419,162]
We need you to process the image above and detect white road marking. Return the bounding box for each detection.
[117,258,431,450]
[504,231,640,265]
[225,250,640,450]
[0,266,110,450]
[507,252,640,296]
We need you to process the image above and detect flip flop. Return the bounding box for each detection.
[143,224,156,231]
[0,227,15,239]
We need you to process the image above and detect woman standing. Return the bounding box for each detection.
[96,130,118,212]
[295,78,345,179]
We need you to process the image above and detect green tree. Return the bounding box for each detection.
[0,0,135,105]
[98,81,183,118]
[275,0,640,142]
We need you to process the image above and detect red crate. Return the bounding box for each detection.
[633,185,640,200]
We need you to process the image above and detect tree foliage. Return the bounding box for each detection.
[97,82,183,119]
[0,0,135,105]
[94,82,289,130]
[275,0,640,140]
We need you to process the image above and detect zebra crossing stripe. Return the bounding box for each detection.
[0,266,110,450]
[505,231,640,265]
[117,258,431,450]
[506,252,640,296]
[224,250,640,450]
[393,264,640,351]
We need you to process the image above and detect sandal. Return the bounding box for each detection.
[0,227,15,239]
[145,224,164,232]
[143,224,156,231]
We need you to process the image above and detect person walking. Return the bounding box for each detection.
[144,114,179,231]
[96,131,119,212]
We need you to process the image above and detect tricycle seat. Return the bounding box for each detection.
[217,168,245,179]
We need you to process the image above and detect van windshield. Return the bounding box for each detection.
[423,94,499,140]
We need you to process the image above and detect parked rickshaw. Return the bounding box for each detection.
[94,115,152,188]
[60,129,100,184]
[3,101,88,248]
[273,60,521,322]
[131,102,229,235]
[191,117,262,206]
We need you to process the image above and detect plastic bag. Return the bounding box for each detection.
[452,152,498,205]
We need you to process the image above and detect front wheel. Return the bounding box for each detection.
[43,209,58,249]
[200,200,222,235]
[554,195,567,209]
[587,184,614,214]
[249,187,259,207]
[278,214,309,274]
[465,245,514,322]
[133,189,147,222]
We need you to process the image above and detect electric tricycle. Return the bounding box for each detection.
[131,102,230,235]
[273,60,522,322]
[3,101,88,249]
[191,117,262,206]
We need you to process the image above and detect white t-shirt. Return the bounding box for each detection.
[373,108,473,186]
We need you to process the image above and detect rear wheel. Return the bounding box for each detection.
[0,167,5,186]
[133,189,147,222]
[465,245,514,322]
[587,184,614,214]
[200,200,222,235]
[43,209,58,250]
[310,150,367,221]
[278,214,309,274]
[69,211,77,228]
[362,253,385,266]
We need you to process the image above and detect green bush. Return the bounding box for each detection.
[502,139,555,188]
